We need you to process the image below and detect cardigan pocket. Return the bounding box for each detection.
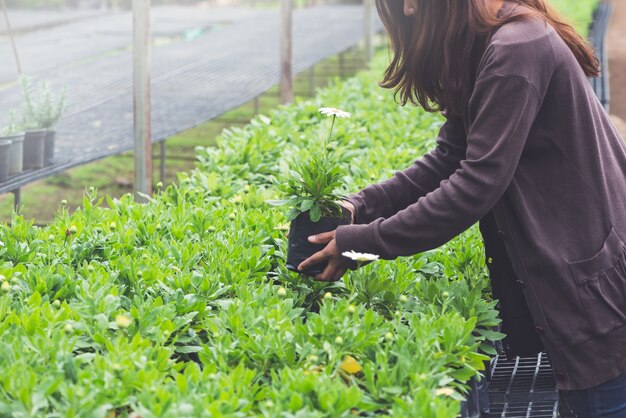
[568,228,626,339]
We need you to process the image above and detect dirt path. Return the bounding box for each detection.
[607,0,626,135]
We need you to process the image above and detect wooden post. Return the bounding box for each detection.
[364,0,373,65]
[159,141,166,185]
[133,0,152,201]
[280,0,294,104]
[1,0,22,77]
[309,65,315,96]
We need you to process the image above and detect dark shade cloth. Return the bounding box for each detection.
[336,1,626,390]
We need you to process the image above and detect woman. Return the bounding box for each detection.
[297,0,626,415]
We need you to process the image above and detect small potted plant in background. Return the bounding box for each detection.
[0,110,25,176]
[0,136,10,182]
[270,107,353,277]
[20,77,67,169]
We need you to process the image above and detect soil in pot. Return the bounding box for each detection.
[286,206,352,277]
[23,130,47,170]
[44,130,56,166]
[6,133,24,175]
[0,139,11,182]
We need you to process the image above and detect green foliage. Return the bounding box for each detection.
[0,110,23,136]
[0,53,501,417]
[269,111,349,222]
[549,0,599,37]
[272,151,344,222]
[20,77,67,131]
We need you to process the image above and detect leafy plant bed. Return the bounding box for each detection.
[0,0,603,412]
[0,54,505,416]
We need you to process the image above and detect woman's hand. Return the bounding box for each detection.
[297,230,350,281]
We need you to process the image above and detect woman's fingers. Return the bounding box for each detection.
[298,247,329,272]
[308,230,335,245]
[299,237,348,281]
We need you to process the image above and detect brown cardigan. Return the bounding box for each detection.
[335,5,626,391]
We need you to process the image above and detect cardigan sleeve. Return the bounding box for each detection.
[344,113,467,225]
[335,73,543,259]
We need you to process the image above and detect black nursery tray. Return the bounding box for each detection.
[485,352,559,418]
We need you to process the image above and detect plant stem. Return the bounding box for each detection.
[325,115,336,151]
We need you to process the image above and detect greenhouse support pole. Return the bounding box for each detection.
[133,0,153,201]
[280,0,293,104]
[1,0,22,76]
[12,189,21,212]
[364,0,373,65]
[159,141,166,185]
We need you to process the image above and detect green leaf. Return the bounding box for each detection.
[310,205,322,222]
[300,199,314,212]
[175,346,203,354]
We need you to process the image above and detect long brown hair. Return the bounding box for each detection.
[377,0,600,118]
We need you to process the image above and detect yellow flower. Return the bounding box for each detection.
[1,281,10,291]
[115,314,132,329]
[277,287,287,297]
[340,355,363,374]
[435,387,455,397]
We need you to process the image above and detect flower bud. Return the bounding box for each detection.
[115,314,132,329]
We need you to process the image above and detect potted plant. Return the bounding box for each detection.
[270,107,353,276]
[1,110,25,176]
[0,138,10,182]
[20,77,67,169]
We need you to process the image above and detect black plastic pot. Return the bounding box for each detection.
[44,130,56,166]
[23,129,47,170]
[286,206,352,277]
[0,139,11,182]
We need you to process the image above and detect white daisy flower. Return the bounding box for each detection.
[318,107,352,118]
[342,251,380,262]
